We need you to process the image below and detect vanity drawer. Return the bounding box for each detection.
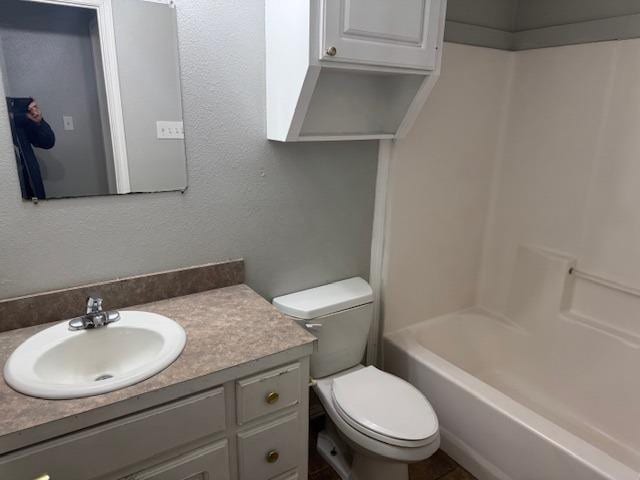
[236,363,300,424]
[237,413,300,480]
[0,388,226,480]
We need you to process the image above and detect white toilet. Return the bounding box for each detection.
[273,278,439,480]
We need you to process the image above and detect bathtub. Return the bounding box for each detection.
[384,248,640,480]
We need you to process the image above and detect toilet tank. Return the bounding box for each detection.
[273,278,373,379]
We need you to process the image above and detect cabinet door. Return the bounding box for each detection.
[321,0,444,70]
[0,388,226,480]
[124,441,230,480]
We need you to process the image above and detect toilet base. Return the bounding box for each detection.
[317,427,351,480]
[317,424,409,480]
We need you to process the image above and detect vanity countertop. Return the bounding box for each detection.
[0,284,316,454]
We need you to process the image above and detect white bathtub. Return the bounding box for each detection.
[384,247,640,480]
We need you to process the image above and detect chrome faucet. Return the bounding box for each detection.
[68,296,121,331]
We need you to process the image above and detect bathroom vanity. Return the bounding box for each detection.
[0,284,316,480]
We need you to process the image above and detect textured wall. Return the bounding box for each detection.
[382,43,513,333]
[0,0,378,301]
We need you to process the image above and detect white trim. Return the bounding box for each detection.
[366,139,393,366]
[294,133,395,142]
[395,73,438,138]
[0,36,9,96]
[94,0,130,193]
[395,0,447,139]
[25,0,130,193]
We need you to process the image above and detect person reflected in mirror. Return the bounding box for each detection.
[6,97,56,200]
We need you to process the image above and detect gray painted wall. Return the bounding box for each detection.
[444,0,517,50]
[112,0,187,193]
[514,0,640,50]
[446,0,517,32]
[446,0,640,50]
[0,0,378,302]
[516,0,640,31]
[0,1,110,198]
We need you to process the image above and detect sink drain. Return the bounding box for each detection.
[95,374,114,382]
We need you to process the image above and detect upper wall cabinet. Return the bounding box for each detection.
[266,0,447,142]
[320,0,442,70]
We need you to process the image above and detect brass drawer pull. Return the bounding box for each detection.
[266,449,280,463]
[33,476,50,480]
[265,391,280,405]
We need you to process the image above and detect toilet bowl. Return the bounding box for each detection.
[315,365,439,480]
[273,278,440,480]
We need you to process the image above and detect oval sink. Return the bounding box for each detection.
[4,311,186,399]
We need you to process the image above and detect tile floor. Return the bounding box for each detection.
[308,416,477,480]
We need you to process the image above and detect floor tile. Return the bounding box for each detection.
[309,467,341,480]
[438,467,477,480]
[408,449,458,479]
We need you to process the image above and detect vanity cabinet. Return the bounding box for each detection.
[321,0,445,70]
[124,441,231,480]
[237,413,300,480]
[236,363,301,424]
[0,359,310,480]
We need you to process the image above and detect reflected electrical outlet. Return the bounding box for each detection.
[156,120,184,139]
[63,115,74,131]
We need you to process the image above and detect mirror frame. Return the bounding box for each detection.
[19,0,131,193]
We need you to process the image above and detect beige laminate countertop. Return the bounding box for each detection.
[0,284,315,454]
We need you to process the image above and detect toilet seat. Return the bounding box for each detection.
[331,366,438,448]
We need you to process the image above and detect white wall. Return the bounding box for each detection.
[384,38,640,335]
[0,0,378,301]
[479,38,640,317]
[382,43,513,333]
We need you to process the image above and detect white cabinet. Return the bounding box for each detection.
[126,441,230,480]
[236,363,301,425]
[321,0,444,70]
[0,358,311,480]
[0,388,226,480]
[266,0,447,142]
[237,413,300,480]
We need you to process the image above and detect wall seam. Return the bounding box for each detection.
[574,43,620,266]
[475,49,518,310]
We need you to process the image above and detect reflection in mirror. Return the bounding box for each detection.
[0,0,188,201]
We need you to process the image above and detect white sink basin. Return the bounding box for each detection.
[3,311,186,399]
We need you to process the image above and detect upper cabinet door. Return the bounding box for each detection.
[321,0,445,70]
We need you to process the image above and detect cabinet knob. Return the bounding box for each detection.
[266,449,280,463]
[33,476,50,480]
[326,46,337,56]
[265,391,280,405]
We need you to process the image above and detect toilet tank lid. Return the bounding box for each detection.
[272,277,373,320]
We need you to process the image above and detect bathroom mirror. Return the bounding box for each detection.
[0,0,187,201]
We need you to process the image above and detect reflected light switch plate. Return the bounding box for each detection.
[63,116,74,131]
[156,121,184,139]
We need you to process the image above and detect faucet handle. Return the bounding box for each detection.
[86,296,103,315]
